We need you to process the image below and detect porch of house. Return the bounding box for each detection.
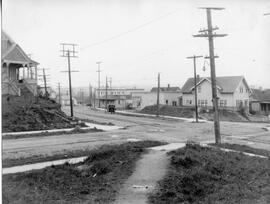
[2,62,38,96]
[260,102,270,115]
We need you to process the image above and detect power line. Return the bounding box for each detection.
[80,9,180,50]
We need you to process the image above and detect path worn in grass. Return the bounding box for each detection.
[2,141,165,204]
[113,150,169,204]
[114,143,185,204]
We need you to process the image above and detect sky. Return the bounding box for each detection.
[2,0,270,90]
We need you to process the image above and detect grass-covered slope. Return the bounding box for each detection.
[3,141,165,204]
[148,143,270,204]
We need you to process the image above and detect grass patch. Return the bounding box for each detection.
[148,143,270,204]
[140,105,194,118]
[210,143,270,157]
[2,126,103,140]
[3,140,166,204]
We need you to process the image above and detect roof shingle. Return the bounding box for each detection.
[181,76,247,93]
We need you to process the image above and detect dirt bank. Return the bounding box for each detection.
[2,95,82,132]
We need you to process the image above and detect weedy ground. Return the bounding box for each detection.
[2,140,166,204]
[148,143,270,204]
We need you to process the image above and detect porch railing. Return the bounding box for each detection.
[8,79,21,96]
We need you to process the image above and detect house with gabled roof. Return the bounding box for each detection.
[181,76,251,110]
[1,30,39,96]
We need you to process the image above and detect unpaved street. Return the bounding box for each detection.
[3,105,270,160]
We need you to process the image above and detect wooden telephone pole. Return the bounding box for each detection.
[193,7,227,144]
[96,61,102,108]
[157,73,160,117]
[89,83,92,106]
[187,55,203,123]
[58,82,61,104]
[60,43,79,117]
[105,76,108,111]
[38,68,50,99]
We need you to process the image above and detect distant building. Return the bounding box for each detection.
[250,88,270,114]
[132,84,182,109]
[96,87,144,109]
[181,76,251,110]
[60,95,78,106]
[1,30,39,96]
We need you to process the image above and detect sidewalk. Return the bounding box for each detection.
[113,143,185,204]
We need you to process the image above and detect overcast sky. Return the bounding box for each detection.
[3,0,270,90]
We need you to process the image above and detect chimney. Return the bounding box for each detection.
[168,84,170,88]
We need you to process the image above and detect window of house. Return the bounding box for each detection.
[186,100,192,105]
[118,100,121,104]
[198,100,208,107]
[204,100,208,107]
[172,101,177,106]
[198,86,201,93]
[240,87,243,93]
[201,100,205,107]
[220,100,227,107]
[166,100,168,105]
[244,100,248,107]
[236,100,242,107]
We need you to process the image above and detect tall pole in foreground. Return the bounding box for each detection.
[67,51,74,116]
[96,61,102,108]
[187,55,203,123]
[157,73,160,117]
[60,43,78,117]
[193,7,227,144]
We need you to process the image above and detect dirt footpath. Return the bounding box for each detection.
[113,149,169,204]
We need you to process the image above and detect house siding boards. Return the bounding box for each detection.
[132,90,182,110]
[182,76,250,110]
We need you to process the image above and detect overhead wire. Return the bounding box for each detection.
[80,8,180,51]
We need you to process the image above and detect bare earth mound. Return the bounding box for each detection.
[2,95,77,132]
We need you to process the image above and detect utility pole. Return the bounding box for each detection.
[96,61,102,108]
[108,77,112,88]
[93,88,96,108]
[187,55,203,123]
[58,82,61,105]
[89,83,92,105]
[193,7,227,144]
[157,73,160,117]
[38,68,50,98]
[43,68,48,96]
[105,76,108,111]
[60,43,79,117]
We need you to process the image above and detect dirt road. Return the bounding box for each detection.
[3,105,270,160]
